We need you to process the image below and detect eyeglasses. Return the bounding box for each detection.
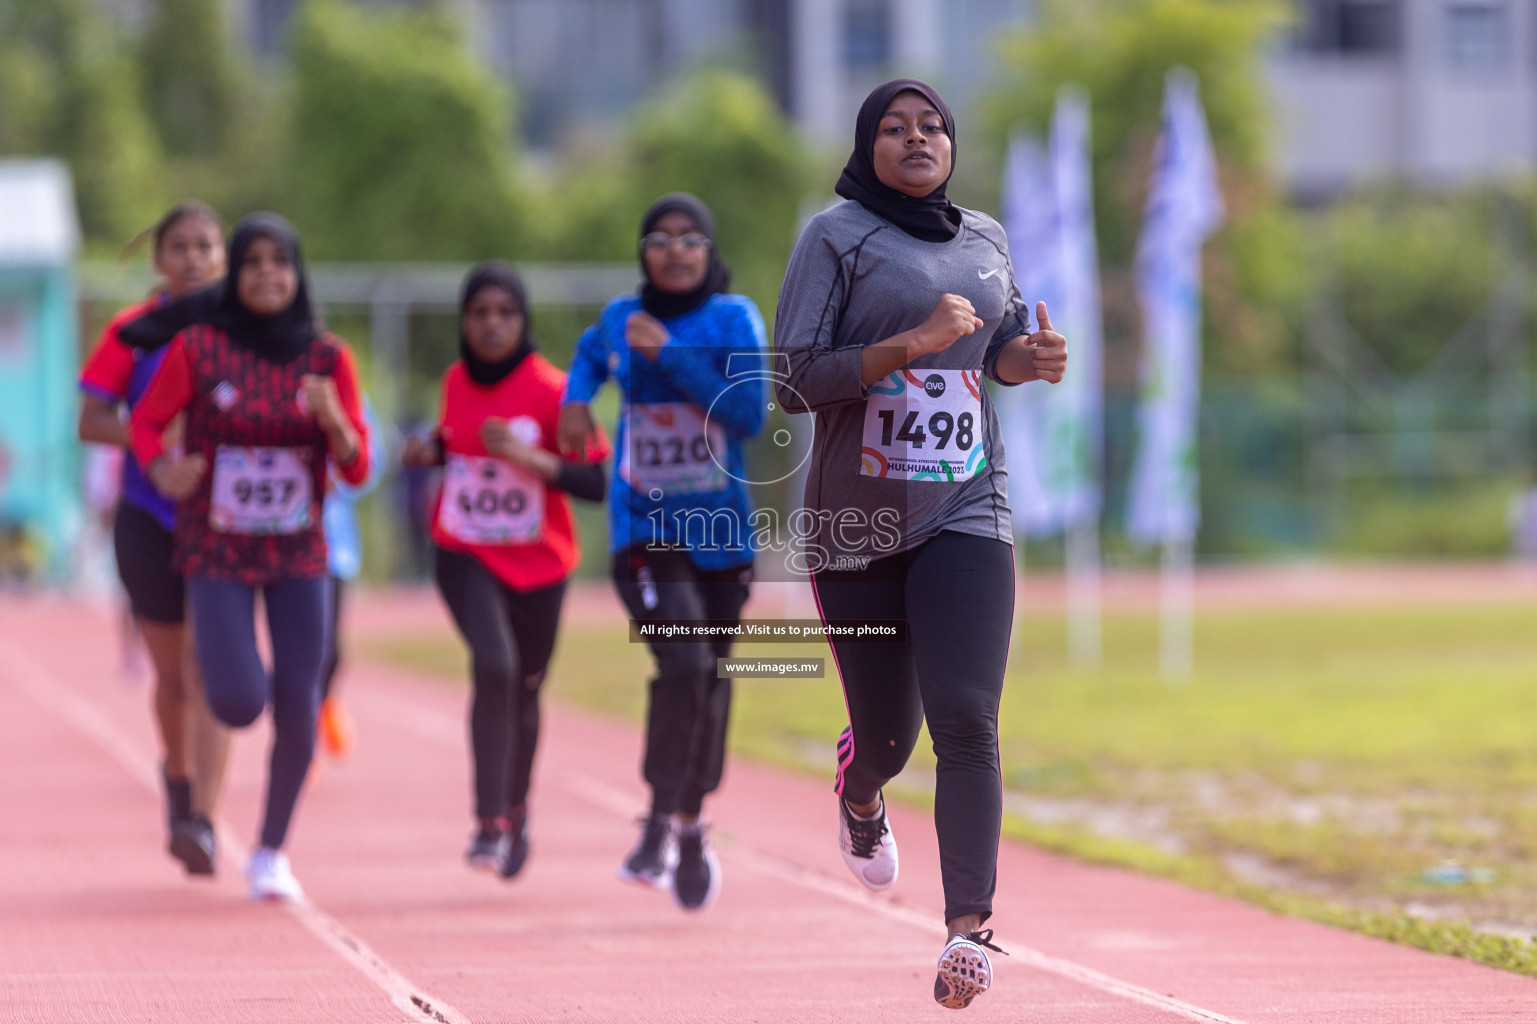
[641,232,711,253]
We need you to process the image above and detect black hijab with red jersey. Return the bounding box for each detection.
[119,212,320,365]
[459,260,536,387]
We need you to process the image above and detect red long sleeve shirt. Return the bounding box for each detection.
[431,354,609,592]
[131,325,371,584]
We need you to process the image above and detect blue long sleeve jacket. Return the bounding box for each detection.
[564,293,767,570]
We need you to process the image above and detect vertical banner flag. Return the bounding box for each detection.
[999,87,1103,537]
[1125,69,1224,547]
[999,129,1060,535]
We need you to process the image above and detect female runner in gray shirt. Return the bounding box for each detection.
[775,78,1066,1011]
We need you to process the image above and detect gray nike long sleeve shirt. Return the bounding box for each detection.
[774,200,1033,569]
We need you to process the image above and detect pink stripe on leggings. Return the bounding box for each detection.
[810,575,857,797]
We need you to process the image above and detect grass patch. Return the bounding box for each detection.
[364,597,1537,977]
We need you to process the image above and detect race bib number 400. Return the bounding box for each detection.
[619,402,728,495]
[437,454,545,545]
[860,369,986,481]
[210,446,313,535]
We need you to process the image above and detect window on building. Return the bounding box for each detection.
[1445,2,1509,71]
[746,0,792,114]
[251,0,298,55]
[1298,0,1401,54]
[844,0,891,68]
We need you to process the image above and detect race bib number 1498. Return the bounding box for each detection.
[860,369,985,482]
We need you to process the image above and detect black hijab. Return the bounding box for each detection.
[117,213,318,359]
[637,192,732,320]
[459,260,536,387]
[217,213,320,364]
[835,78,961,243]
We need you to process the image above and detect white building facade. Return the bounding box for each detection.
[229,0,1029,147]
[1271,0,1537,197]
[225,0,1537,195]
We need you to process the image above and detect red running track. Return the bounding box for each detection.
[3,592,1535,1023]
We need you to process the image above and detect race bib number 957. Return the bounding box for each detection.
[210,446,313,535]
[860,369,985,482]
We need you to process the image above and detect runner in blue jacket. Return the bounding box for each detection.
[559,193,767,912]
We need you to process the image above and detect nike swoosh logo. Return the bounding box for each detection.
[977,267,1002,280]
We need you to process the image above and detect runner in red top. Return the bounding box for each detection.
[402,261,608,879]
[129,213,370,903]
[77,200,232,876]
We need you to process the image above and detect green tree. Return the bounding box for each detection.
[0,0,165,244]
[139,0,238,158]
[0,13,55,154]
[623,67,813,324]
[982,0,1302,375]
[1318,186,1497,377]
[289,0,522,260]
[527,67,814,332]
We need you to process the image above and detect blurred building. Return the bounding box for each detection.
[1273,0,1537,198]
[227,0,1535,197]
[230,0,1029,147]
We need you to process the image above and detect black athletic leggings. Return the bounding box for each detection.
[188,576,328,850]
[434,546,565,821]
[320,576,345,701]
[811,530,1014,923]
[612,545,752,818]
[113,502,184,625]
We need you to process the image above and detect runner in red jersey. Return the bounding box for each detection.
[77,201,232,875]
[129,213,371,902]
[403,261,608,879]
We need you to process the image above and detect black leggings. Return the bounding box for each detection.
[320,576,345,701]
[434,546,565,821]
[612,546,752,818]
[113,502,184,625]
[811,530,1014,923]
[188,576,328,850]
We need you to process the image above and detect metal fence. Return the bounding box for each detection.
[76,259,1537,578]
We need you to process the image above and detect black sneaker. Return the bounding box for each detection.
[617,813,675,889]
[169,814,217,876]
[465,819,509,872]
[672,823,720,911]
[499,813,530,880]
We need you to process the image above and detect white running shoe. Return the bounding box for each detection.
[838,795,898,891]
[245,846,304,902]
[934,929,1003,1010]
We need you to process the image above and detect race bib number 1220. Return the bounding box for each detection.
[619,402,728,495]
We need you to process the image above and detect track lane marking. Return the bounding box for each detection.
[0,638,469,1024]
[164,658,1257,1024]
[559,764,1252,1024]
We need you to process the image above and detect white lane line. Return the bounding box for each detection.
[740,849,1251,1024]
[0,638,470,1024]
[560,770,1252,1024]
[286,675,1256,1024]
